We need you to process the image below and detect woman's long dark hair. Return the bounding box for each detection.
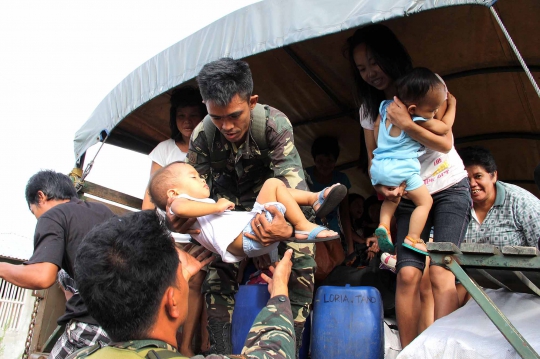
[345,24,413,123]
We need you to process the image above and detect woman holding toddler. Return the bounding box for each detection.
[345,24,472,347]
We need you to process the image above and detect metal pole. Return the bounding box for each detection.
[490,6,540,98]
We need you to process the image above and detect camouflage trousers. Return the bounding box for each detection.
[202,241,316,349]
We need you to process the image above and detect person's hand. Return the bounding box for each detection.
[374,182,407,202]
[447,91,456,108]
[253,254,272,270]
[177,244,214,282]
[261,249,293,298]
[386,96,413,131]
[165,197,200,235]
[366,236,379,261]
[216,198,235,212]
[244,205,293,246]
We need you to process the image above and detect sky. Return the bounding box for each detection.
[0,0,259,255]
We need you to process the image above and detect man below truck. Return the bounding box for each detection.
[0,170,114,359]
[68,210,296,359]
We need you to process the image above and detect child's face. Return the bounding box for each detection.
[168,163,210,199]
[409,85,446,120]
[314,154,337,176]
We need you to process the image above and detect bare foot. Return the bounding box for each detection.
[404,236,428,253]
[180,347,195,357]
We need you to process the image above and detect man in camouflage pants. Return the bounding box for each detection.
[183,58,315,357]
[68,210,296,359]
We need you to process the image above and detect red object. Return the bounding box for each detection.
[246,269,273,285]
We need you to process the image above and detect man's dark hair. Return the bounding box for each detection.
[75,211,179,342]
[169,86,207,141]
[25,170,77,207]
[395,67,444,105]
[458,146,498,174]
[311,136,340,160]
[345,24,413,123]
[197,58,253,106]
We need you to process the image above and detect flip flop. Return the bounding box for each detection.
[313,184,347,218]
[289,225,340,243]
[403,236,429,256]
[375,225,395,253]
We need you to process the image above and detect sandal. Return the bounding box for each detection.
[375,224,394,253]
[379,252,396,273]
[403,236,429,256]
[289,225,340,243]
[313,184,347,218]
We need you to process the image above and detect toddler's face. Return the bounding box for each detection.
[170,163,210,199]
[410,85,447,120]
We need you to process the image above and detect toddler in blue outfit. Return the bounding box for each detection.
[371,68,456,256]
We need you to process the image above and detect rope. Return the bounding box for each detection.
[72,134,109,193]
[490,6,540,98]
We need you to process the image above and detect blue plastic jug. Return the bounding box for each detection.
[311,285,384,359]
[231,284,270,354]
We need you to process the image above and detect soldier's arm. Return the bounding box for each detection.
[241,249,295,358]
[266,113,308,191]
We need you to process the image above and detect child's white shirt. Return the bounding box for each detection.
[173,194,256,263]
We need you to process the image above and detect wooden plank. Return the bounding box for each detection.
[502,246,539,256]
[427,242,461,254]
[460,243,497,254]
[81,181,142,209]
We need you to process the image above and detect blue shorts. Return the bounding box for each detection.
[370,157,423,191]
[242,202,285,262]
[395,178,472,273]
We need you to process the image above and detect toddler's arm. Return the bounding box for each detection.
[171,197,235,218]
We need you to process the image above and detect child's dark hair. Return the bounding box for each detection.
[395,67,444,105]
[311,136,340,160]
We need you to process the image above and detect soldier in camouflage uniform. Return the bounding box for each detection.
[68,210,296,359]
[183,58,315,357]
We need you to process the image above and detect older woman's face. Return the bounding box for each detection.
[466,165,497,206]
[176,106,204,139]
[353,43,392,92]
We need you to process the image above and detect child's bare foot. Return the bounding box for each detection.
[403,236,428,255]
[179,346,195,358]
[312,183,347,218]
[292,222,340,242]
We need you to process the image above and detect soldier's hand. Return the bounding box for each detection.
[166,197,200,235]
[244,205,293,245]
[262,249,292,298]
[177,244,214,282]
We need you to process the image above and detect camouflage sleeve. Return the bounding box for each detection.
[191,297,294,359]
[240,296,295,359]
[188,121,212,189]
[266,109,308,191]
